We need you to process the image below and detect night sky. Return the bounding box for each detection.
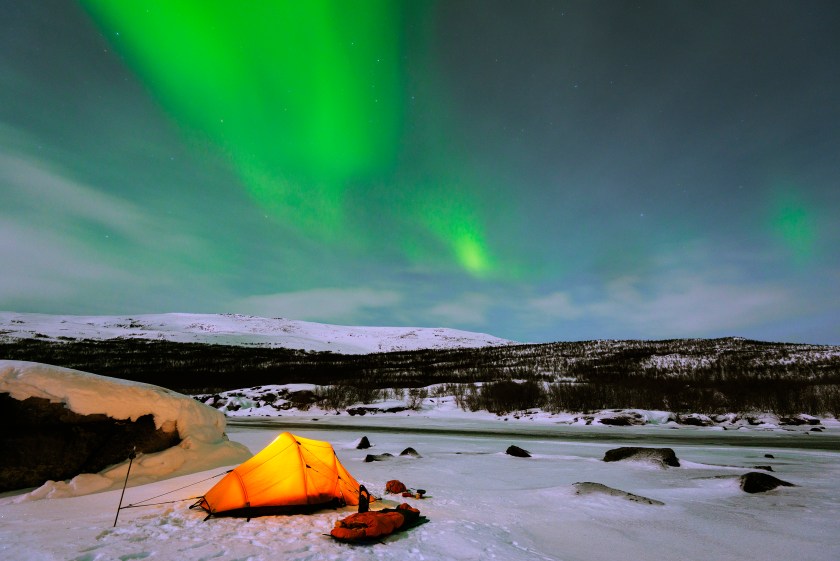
[2,1,838,344]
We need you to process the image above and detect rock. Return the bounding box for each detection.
[505,445,531,458]
[356,436,372,449]
[599,412,645,426]
[400,447,421,457]
[346,405,408,415]
[603,447,680,467]
[599,416,631,426]
[753,465,774,472]
[678,413,713,427]
[572,482,664,505]
[779,414,821,426]
[764,454,775,459]
[740,472,795,493]
[0,394,180,493]
[810,427,824,432]
[363,453,393,463]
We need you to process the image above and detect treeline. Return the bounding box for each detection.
[457,379,840,417]
[2,336,839,414]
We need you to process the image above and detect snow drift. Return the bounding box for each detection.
[0,360,250,501]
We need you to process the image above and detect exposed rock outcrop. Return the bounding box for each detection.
[779,414,821,426]
[740,472,795,493]
[506,445,531,458]
[678,413,714,426]
[603,447,680,468]
[572,482,664,505]
[599,412,647,426]
[364,453,394,462]
[0,393,180,492]
[356,436,372,449]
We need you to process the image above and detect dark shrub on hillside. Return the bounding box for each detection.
[475,380,544,414]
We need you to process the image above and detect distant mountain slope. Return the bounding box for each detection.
[0,312,514,354]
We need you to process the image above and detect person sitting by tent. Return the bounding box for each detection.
[358,485,372,513]
[330,503,422,542]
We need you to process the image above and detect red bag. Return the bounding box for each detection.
[385,479,407,494]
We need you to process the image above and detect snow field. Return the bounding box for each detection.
[2,420,837,561]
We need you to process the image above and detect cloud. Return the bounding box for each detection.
[0,135,211,259]
[230,288,403,324]
[0,138,219,312]
[0,220,126,299]
[524,269,798,339]
[0,151,148,238]
[425,292,494,326]
[523,291,584,321]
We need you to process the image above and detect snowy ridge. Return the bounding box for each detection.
[0,311,514,354]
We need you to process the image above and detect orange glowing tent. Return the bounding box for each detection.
[195,432,360,518]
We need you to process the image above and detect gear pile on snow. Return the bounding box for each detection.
[330,503,421,542]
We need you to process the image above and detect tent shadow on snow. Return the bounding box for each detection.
[194,432,361,518]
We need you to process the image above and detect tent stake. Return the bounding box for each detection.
[113,448,137,528]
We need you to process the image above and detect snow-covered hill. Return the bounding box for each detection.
[0,312,514,354]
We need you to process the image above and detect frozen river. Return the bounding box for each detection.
[229,415,840,450]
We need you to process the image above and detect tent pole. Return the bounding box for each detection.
[113,448,137,528]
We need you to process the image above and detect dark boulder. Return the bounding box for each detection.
[506,445,531,458]
[753,465,774,472]
[356,436,372,449]
[600,412,645,426]
[740,472,795,493]
[764,454,775,459]
[400,447,421,457]
[0,393,180,493]
[603,447,680,467]
[678,414,713,427]
[779,414,820,426]
[363,453,393,463]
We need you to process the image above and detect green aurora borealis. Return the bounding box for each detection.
[82,0,495,277]
[1,0,838,343]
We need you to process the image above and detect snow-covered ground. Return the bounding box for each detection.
[2,362,838,560]
[1,416,838,561]
[0,311,514,353]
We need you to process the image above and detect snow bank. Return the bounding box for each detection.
[0,361,250,501]
[192,382,837,432]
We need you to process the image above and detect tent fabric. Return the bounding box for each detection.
[197,432,360,517]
